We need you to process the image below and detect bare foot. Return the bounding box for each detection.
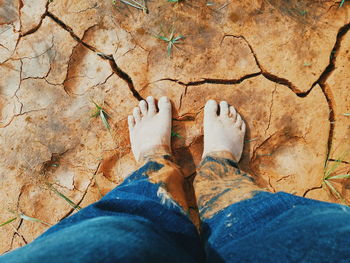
[128,96,172,162]
[202,100,246,161]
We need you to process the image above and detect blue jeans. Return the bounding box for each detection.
[1,151,350,262]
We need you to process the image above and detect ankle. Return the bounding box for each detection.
[138,145,172,163]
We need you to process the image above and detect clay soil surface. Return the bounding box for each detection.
[1,0,350,253]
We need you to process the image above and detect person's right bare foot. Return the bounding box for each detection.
[128,96,172,162]
[202,100,246,161]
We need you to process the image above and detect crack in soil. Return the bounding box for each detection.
[59,161,102,221]
[61,23,99,94]
[268,177,276,193]
[2,4,348,232]
[96,53,143,100]
[20,40,55,81]
[223,35,305,94]
[226,23,350,173]
[70,3,100,14]
[328,159,350,164]
[319,84,335,162]
[1,38,55,121]
[70,73,114,96]
[0,43,10,51]
[265,85,277,136]
[158,72,262,87]
[250,131,278,165]
[45,12,144,101]
[20,1,49,37]
[9,218,27,251]
[276,174,293,182]
[302,185,323,197]
[46,12,96,52]
[311,22,350,161]
[7,185,27,251]
[173,106,204,122]
[0,108,46,128]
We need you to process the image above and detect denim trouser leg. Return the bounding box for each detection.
[4,149,350,263]
[195,152,350,263]
[0,151,204,263]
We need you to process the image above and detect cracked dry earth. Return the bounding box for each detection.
[0,0,350,254]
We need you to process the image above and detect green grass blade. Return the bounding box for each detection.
[91,110,100,118]
[173,35,184,42]
[167,42,173,57]
[325,180,349,205]
[91,101,111,131]
[48,184,81,211]
[171,131,182,138]
[128,0,147,9]
[20,214,52,226]
[324,156,346,179]
[326,174,350,180]
[0,217,17,227]
[92,101,102,110]
[340,0,345,7]
[156,35,169,42]
[324,180,343,200]
[100,110,111,131]
[216,2,230,11]
[169,28,175,40]
[245,138,258,142]
[128,0,143,6]
[120,0,143,9]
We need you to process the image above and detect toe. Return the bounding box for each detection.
[204,100,218,117]
[219,101,229,116]
[235,113,243,128]
[241,121,246,132]
[229,106,237,121]
[158,96,171,115]
[128,115,135,129]
[133,107,141,123]
[146,96,157,115]
[139,100,148,116]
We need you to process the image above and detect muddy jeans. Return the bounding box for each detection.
[1,151,350,263]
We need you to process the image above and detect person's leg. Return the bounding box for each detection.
[195,100,350,262]
[1,96,204,263]
[196,100,263,219]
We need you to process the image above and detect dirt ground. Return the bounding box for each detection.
[0,0,349,254]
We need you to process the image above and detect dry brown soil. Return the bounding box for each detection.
[0,0,350,254]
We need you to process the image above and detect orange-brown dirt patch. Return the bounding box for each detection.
[0,0,349,254]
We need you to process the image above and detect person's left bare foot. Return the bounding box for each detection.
[128,96,172,162]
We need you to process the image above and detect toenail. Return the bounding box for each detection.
[207,99,216,104]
